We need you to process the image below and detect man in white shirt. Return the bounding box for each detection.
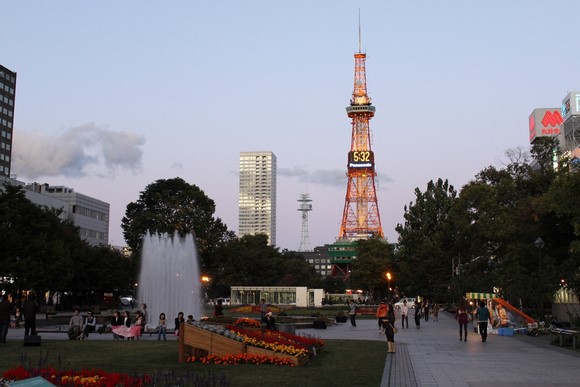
[401,300,409,329]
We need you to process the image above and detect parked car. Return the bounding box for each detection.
[119,296,137,306]
[394,297,416,310]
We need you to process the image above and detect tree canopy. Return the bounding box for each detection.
[0,184,132,306]
[393,139,579,320]
[121,177,235,271]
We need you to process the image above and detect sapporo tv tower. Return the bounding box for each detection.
[338,24,384,241]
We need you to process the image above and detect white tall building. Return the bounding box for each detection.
[238,151,276,246]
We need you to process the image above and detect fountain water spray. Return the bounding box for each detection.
[138,233,202,330]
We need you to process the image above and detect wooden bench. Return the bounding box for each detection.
[549,328,579,349]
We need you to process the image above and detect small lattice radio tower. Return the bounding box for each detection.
[297,194,313,252]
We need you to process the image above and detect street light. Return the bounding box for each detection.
[534,237,545,320]
[535,237,545,270]
[386,272,392,300]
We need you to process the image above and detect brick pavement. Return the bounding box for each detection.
[300,310,580,387]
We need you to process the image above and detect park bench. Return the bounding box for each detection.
[549,328,579,349]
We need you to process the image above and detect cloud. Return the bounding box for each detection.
[12,123,145,179]
[278,166,393,188]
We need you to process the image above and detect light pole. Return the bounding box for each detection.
[535,237,544,270]
[386,272,392,300]
[534,237,545,320]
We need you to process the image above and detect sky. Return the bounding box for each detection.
[3,1,579,251]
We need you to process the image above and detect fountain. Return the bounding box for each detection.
[138,233,202,331]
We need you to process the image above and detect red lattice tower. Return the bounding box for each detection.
[338,49,383,240]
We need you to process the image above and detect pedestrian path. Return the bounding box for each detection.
[6,312,580,386]
[300,310,580,387]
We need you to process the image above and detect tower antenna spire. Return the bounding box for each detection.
[358,8,362,53]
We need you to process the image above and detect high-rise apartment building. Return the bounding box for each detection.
[0,65,16,178]
[238,151,276,246]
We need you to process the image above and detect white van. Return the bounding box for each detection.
[394,297,416,310]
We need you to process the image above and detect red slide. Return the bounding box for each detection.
[494,298,536,324]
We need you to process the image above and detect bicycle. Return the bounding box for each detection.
[527,321,554,336]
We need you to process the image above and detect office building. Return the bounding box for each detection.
[561,91,580,152]
[29,183,110,246]
[0,65,16,178]
[1,177,110,247]
[301,246,332,278]
[238,151,276,246]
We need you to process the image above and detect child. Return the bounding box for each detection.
[157,313,167,341]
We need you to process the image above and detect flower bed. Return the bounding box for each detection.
[187,353,297,366]
[179,321,324,366]
[229,305,284,314]
[2,365,151,386]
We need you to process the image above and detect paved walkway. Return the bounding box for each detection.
[5,311,580,386]
[300,311,580,387]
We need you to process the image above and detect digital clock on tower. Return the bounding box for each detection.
[348,150,374,170]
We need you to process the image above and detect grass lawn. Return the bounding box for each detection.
[0,338,387,386]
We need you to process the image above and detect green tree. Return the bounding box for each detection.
[544,161,580,312]
[279,250,323,288]
[207,234,281,289]
[0,184,75,298]
[121,177,235,272]
[350,239,395,302]
[395,178,457,301]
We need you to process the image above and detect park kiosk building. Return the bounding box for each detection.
[230,286,324,307]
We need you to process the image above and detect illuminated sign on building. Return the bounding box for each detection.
[529,108,563,143]
[561,91,580,120]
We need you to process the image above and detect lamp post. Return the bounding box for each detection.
[201,276,211,302]
[534,237,545,320]
[386,272,392,300]
[535,237,544,270]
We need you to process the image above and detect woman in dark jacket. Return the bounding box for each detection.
[384,303,396,353]
[414,300,422,329]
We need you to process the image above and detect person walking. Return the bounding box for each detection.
[456,302,469,341]
[414,300,421,329]
[432,304,440,322]
[401,300,409,329]
[259,299,267,323]
[384,303,396,353]
[376,300,388,333]
[423,300,430,322]
[22,296,38,337]
[348,299,357,327]
[157,313,167,341]
[475,300,492,342]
